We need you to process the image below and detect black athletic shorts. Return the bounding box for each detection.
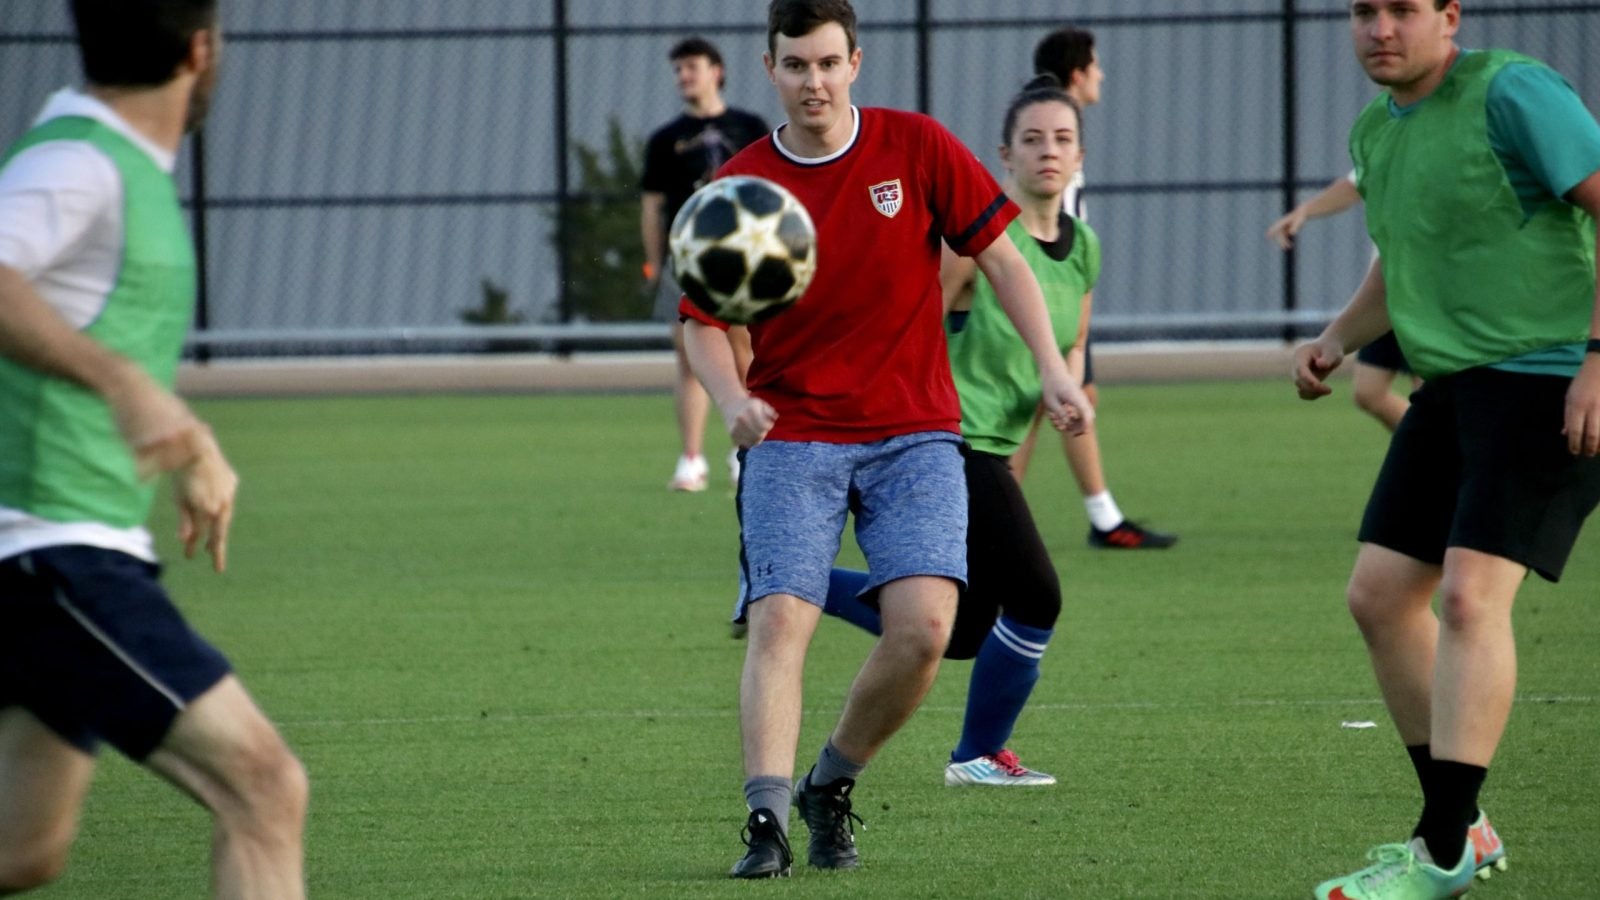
[944,446,1062,660]
[1082,340,1095,386]
[0,546,232,758]
[1359,367,1600,582]
[1355,331,1411,373]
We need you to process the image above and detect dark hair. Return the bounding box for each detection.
[767,0,858,57]
[70,0,217,88]
[670,36,726,89]
[1001,73,1082,148]
[1032,26,1095,85]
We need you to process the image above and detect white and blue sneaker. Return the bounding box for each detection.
[944,749,1056,786]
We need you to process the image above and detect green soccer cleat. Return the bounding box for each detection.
[1467,811,1508,880]
[1314,838,1474,899]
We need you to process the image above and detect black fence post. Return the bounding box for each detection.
[915,0,932,114]
[554,0,572,335]
[190,129,211,363]
[1281,0,1299,342]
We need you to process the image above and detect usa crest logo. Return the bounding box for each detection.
[869,179,903,218]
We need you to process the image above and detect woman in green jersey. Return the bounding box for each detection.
[822,75,1098,786]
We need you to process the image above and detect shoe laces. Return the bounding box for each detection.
[989,749,1030,776]
[813,785,865,844]
[741,812,791,855]
[1353,843,1419,894]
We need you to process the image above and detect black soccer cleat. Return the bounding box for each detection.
[792,773,863,870]
[1087,519,1178,550]
[728,808,792,879]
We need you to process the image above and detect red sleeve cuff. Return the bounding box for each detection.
[677,296,730,330]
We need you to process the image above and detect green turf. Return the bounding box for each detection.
[33,379,1598,898]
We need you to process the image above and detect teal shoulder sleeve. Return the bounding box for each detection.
[1486,62,1600,199]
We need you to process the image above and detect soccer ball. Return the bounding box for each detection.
[669,175,818,325]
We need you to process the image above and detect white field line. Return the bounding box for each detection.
[276,694,1595,730]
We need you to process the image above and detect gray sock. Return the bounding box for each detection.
[806,739,866,789]
[744,776,793,835]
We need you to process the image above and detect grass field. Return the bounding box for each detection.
[33,379,1598,899]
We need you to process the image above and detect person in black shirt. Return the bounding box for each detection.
[641,36,769,492]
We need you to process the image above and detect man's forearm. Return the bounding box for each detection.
[1322,256,1392,353]
[0,264,138,395]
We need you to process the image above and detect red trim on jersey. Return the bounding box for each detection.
[679,108,1017,443]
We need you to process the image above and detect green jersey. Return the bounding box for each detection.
[947,213,1100,456]
[1351,50,1599,379]
[0,116,196,528]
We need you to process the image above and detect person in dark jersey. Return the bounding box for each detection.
[1027,26,1177,549]
[641,36,768,493]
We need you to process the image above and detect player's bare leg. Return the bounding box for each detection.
[739,594,823,781]
[144,676,307,900]
[1352,362,1410,431]
[670,321,710,490]
[1431,548,1523,767]
[1347,543,1443,744]
[0,708,95,891]
[827,575,956,762]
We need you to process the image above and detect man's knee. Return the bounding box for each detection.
[227,738,309,830]
[1345,571,1402,633]
[881,606,954,666]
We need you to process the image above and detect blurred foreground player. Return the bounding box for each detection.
[0,2,307,896]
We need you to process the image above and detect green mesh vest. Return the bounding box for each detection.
[946,215,1100,456]
[0,117,196,527]
[1350,50,1597,379]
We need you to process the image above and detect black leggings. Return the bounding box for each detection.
[942,446,1062,660]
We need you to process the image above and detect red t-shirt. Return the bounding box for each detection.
[680,107,1017,443]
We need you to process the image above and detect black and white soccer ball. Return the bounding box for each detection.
[669,175,818,325]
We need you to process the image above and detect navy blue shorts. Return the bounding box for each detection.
[0,546,232,759]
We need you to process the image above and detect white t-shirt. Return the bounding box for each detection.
[0,88,177,563]
[1062,168,1087,221]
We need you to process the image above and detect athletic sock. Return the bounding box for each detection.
[1405,743,1433,796]
[1084,491,1124,532]
[805,739,866,789]
[1413,759,1487,867]
[951,616,1052,762]
[821,568,882,636]
[744,776,793,836]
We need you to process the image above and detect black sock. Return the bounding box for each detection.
[1405,743,1433,797]
[1413,759,1487,867]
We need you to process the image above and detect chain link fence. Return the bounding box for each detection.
[2,1,1596,356]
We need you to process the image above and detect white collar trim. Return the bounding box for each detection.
[34,87,177,173]
[772,106,860,166]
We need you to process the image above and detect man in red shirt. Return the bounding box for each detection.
[682,0,1091,878]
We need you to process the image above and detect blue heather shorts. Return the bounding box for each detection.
[0,546,232,760]
[733,431,967,621]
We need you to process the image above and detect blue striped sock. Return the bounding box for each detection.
[952,616,1052,762]
[821,568,882,636]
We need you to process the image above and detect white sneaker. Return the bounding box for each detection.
[668,455,709,492]
[944,749,1056,786]
[727,447,742,489]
